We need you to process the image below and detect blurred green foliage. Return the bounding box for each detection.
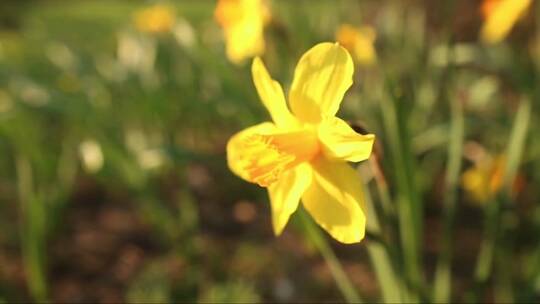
[0,0,539,303]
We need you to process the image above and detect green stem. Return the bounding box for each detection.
[363,165,403,302]
[474,98,531,297]
[494,231,515,303]
[433,87,464,302]
[370,157,395,222]
[299,210,362,303]
[15,155,48,303]
[474,198,500,285]
[493,97,531,303]
[501,98,531,190]
[381,79,423,298]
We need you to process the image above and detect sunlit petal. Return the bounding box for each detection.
[252,57,296,127]
[480,0,532,44]
[268,163,312,235]
[289,42,354,123]
[227,122,278,181]
[318,117,375,163]
[301,157,366,244]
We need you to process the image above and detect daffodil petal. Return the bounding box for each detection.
[480,0,532,44]
[268,163,312,235]
[318,117,375,163]
[462,167,490,203]
[227,122,277,181]
[252,57,296,127]
[215,0,267,63]
[289,42,354,123]
[301,158,366,244]
[226,23,265,63]
[336,25,377,66]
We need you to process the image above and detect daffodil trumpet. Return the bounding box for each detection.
[227,43,375,244]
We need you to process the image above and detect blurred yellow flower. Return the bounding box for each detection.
[133,4,176,33]
[215,0,270,64]
[461,155,524,204]
[336,24,377,66]
[227,43,375,243]
[480,0,532,44]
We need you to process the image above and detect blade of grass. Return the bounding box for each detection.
[473,195,500,291]
[369,156,395,222]
[380,78,423,299]
[501,98,530,191]
[299,209,363,303]
[15,155,48,303]
[362,164,403,303]
[433,80,465,302]
[474,97,531,297]
[429,3,462,295]
[494,97,531,303]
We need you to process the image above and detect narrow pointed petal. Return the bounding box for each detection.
[226,122,277,182]
[289,42,354,123]
[301,158,366,244]
[226,26,265,63]
[268,163,312,235]
[252,57,296,127]
[480,0,532,44]
[318,117,375,163]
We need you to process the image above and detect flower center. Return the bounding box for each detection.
[241,129,319,187]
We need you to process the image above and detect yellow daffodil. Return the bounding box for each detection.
[461,155,524,204]
[215,0,270,64]
[462,156,505,203]
[480,0,532,44]
[336,24,377,66]
[133,4,176,34]
[227,43,375,243]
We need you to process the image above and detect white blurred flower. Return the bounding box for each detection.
[126,129,147,153]
[117,32,156,74]
[10,78,49,106]
[125,129,166,171]
[95,55,127,83]
[46,42,78,71]
[137,149,165,170]
[79,139,104,173]
[117,32,159,88]
[173,18,195,48]
[430,43,478,67]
